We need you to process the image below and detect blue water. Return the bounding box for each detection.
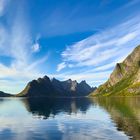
[0,97,139,140]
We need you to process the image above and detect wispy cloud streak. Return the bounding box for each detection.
[61,17,140,69]
[56,17,140,86]
[0,0,10,16]
[0,4,47,93]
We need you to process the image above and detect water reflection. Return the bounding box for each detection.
[92,97,140,140]
[0,97,139,140]
[22,98,92,119]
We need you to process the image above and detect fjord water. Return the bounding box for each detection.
[0,97,139,140]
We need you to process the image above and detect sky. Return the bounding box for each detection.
[0,0,140,94]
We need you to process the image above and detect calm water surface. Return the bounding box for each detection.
[0,97,140,140]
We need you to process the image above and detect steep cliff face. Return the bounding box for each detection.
[17,76,95,97]
[108,46,140,87]
[90,45,140,96]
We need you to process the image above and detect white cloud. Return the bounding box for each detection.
[27,55,48,71]
[55,17,140,86]
[31,34,41,53]
[0,0,10,16]
[0,63,43,80]
[32,43,40,53]
[57,62,66,72]
[0,7,47,94]
[117,32,137,46]
[61,18,140,68]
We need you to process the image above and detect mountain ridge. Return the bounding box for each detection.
[90,45,140,96]
[0,91,13,97]
[17,76,96,97]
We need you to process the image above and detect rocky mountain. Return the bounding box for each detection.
[17,76,95,97]
[0,91,13,97]
[90,45,140,96]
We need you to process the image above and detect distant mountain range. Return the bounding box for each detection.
[0,77,95,97]
[0,91,13,97]
[16,76,96,97]
[90,45,140,96]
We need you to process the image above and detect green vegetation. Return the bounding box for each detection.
[90,45,140,97]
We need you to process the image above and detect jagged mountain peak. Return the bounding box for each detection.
[123,45,140,66]
[80,80,87,84]
[90,45,140,96]
[43,75,50,80]
[65,79,73,83]
[108,45,140,86]
[17,76,95,97]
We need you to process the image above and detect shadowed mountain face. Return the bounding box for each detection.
[0,91,13,97]
[92,97,140,140]
[17,76,96,97]
[90,45,140,96]
[22,98,92,119]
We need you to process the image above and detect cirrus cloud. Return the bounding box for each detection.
[55,17,140,87]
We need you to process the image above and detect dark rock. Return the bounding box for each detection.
[17,76,96,97]
[0,91,13,97]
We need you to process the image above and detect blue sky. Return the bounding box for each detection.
[0,0,140,94]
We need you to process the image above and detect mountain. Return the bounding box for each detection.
[17,76,95,97]
[0,91,13,97]
[90,45,140,96]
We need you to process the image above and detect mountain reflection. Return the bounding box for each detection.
[0,97,140,140]
[92,97,140,140]
[22,97,92,119]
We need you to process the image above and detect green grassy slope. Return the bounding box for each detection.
[90,45,140,96]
